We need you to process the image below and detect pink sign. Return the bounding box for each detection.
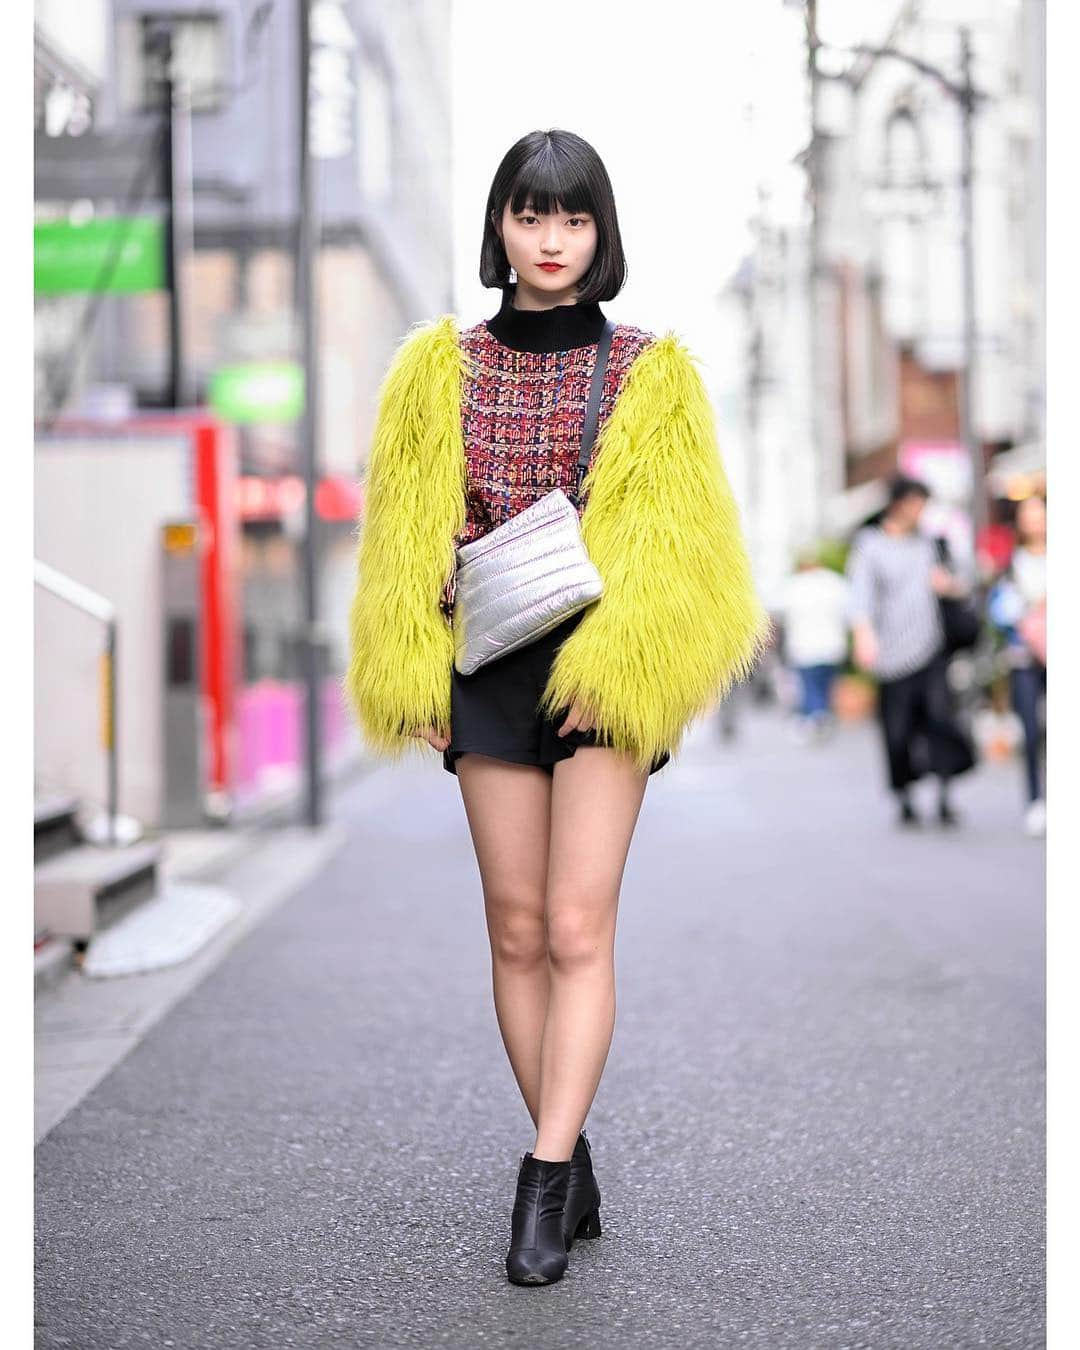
[898,441,973,505]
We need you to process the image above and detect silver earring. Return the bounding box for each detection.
[508,265,517,284]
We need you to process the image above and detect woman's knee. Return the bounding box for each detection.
[485,896,547,969]
[545,898,616,973]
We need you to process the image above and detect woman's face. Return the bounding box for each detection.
[495,198,598,302]
[888,491,927,531]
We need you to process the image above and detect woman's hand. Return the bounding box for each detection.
[930,565,966,598]
[852,622,879,674]
[412,725,451,752]
[557,699,597,737]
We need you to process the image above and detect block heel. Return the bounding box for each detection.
[561,1129,603,1250]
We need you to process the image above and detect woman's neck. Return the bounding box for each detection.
[881,516,912,536]
[485,281,606,354]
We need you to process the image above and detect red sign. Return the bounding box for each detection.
[235,474,361,522]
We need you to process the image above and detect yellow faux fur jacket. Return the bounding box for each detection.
[344,314,772,773]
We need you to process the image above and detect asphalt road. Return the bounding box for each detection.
[35,708,1045,1350]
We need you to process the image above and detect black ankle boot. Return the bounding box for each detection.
[938,799,960,827]
[505,1152,571,1286]
[560,1130,602,1249]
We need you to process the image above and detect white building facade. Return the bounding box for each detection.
[727,0,1045,603]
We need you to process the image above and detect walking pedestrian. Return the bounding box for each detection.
[846,475,977,827]
[776,548,850,742]
[987,494,1047,835]
[344,129,770,1286]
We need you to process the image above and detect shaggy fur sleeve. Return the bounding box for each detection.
[343,316,468,757]
[537,332,772,772]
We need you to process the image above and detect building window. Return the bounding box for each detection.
[125,13,228,113]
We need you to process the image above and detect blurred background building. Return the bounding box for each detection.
[33,0,1046,846]
[34,0,452,830]
[727,0,1046,604]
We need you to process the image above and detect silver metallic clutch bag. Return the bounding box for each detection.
[451,488,604,675]
[450,318,615,677]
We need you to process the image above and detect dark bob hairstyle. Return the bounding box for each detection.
[479,129,628,304]
[887,474,931,507]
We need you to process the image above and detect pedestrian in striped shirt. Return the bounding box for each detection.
[846,476,977,826]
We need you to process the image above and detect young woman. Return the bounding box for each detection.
[987,494,1047,835]
[345,129,769,1287]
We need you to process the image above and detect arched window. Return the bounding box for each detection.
[877,101,933,343]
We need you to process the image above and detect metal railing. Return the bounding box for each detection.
[34,559,120,845]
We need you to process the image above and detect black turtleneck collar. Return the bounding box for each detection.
[484,281,606,354]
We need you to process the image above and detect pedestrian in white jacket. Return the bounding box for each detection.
[776,552,850,739]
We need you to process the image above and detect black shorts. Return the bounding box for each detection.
[442,607,671,777]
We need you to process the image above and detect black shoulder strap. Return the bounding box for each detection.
[574,319,616,502]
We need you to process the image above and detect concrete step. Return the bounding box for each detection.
[34,840,164,942]
[34,793,81,866]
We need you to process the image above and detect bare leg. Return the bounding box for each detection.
[532,746,650,1161]
[455,753,552,1125]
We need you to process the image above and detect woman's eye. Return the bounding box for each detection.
[517,215,588,226]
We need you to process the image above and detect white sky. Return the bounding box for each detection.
[450,0,809,362]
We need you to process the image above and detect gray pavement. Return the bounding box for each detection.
[35,824,348,1143]
[35,707,1045,1350]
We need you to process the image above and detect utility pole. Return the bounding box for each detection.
[297,0,323,828]
[804,0,826,539]
[156,23,192,408]
[957,27,985,537]
[813,29,988,542]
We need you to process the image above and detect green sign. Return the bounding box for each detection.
[208,362,305,425]
[34,217,166,295]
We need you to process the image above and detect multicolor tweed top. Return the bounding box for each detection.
[439,284,656,614]
[456,283,656,547]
